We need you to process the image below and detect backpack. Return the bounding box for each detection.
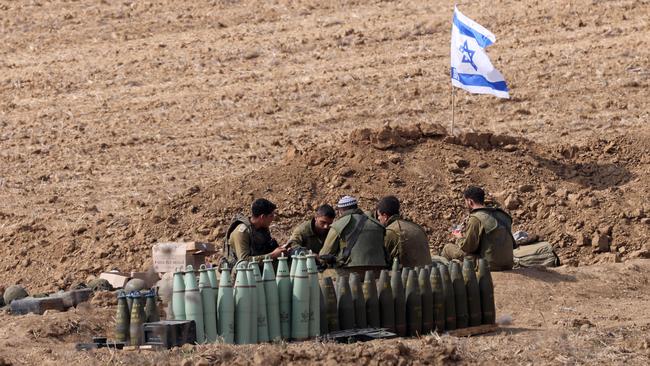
[513,242,560,268]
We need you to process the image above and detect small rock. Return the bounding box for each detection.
[388,154,402,164]
[477,161,489,169]
[337,167,355,177]
[455,158,470,168]
[180,359,193,366]
[555,188,569,199]
[580,196,599,208]
[504,195,522,210]
[518,184,534,193]
[503,144,518,152]
[72,226,87,236]
[575,234,591,247]
[640,217,650,225]
[545,197,556,207]
[43,309,62,315]
[557,215,567,223]
[591,233,610,252]
[598,224,613,236]
[374,159,387,167]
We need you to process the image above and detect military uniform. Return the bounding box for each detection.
[225,215,278,265]
[384,215,432,268]
[286,218,327,254]
[319,208,388,269]
[442,207,515,271]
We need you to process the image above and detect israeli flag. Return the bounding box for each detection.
[450,6,509,98]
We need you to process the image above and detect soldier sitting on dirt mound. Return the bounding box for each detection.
[286,204,336,254]
[224,198,287,266]
[443,186,515,271]
[376,195,432,268]
[319,196,388,277]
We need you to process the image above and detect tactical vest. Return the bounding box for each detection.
[224,215,277,264]
[331,211,387,268]
[470,208,515,271]
[390,218,432,268]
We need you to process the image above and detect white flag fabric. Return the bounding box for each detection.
[450,6,509,98]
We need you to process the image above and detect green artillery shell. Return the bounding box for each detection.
[199,265,218,343]
[251,263,269,343]
[291,256,310,340]
[391,269,407,336]
[184,265,205,343]
[377,270,395,332]
[129,292,145,346]
[450,261,469,329]
[262,256,282,341]
[401,267,409,292]
[246,265,258,344]
[336,275,355,330]
[172,268,186,320]
[405,269,422,336]
[319,282,328,335]
[478,259,496,324]
[115,291,130,342]
[207,265,219,319]
[321,277,339,332]
[419,267,433,334]
[276,254,292,339]
[429,264,445,332]
[126,292,133,314]
[363,271,381,328]
[463,258,482,326]
[349,273,367,328]
[234,262,252,344]
[306,253,320,337]
[439,264,456,330]
[289,254,298,286]
[144,289,159,323]
[392,257,400,272]
[217,263,235,344]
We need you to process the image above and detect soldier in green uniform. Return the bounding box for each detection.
[443,186,515,271]
[319,196,388,276]
[224,198,287,266]
[286,204,336,254]
[376,195,432,268]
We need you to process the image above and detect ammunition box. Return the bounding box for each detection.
[143,320,196,348]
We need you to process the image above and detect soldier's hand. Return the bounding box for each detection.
[269,246,288,259]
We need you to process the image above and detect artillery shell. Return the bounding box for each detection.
[450,261,469,329]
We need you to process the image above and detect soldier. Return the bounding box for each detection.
[286,204,336,254]
[319,196,388,276]
[376,195,432,268]
[224,198,287,266]
[443,186,515,271]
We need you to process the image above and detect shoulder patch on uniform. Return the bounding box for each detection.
[237,224,248,233]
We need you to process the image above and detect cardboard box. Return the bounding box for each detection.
[152,242,216,274]
[99,271,130,289]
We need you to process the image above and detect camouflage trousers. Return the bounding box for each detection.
[441,243,466,261]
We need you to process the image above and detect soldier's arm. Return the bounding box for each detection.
[231,226,254,262]
[285,224,305,249]
[384,229,400,262]
[457,216,481,254]
[319,228,340,256]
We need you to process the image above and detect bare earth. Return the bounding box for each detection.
[1,0,649,364]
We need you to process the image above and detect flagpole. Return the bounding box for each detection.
[450,84,455,135]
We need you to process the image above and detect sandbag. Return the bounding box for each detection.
[513,242,560,268]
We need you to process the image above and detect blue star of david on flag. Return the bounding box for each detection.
[450,7,509,98]
[459,40,477,71]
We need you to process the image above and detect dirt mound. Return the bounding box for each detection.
[2,123,649,292]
